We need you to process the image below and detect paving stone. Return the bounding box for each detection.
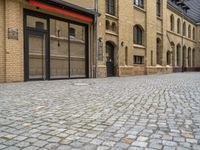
[149,143,163,149]
[186,138,198,144]
[15,141,30,148]
[90,139,103,145]
[33,140,48,147]
[132,141,148,148]
[47,137,61,143]
[163,146,176,150]
[56,145,71,150]
[22,146,39,150]
[0,144,6,149]
[0,73,200,150]
[3,146,20,150]
[162,140,177,146]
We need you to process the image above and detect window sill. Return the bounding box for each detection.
[133,44,145,49]
[105,30,118,36]
[105,14,118,20]
[133,5,146,13]
[157,16,162,21]
[133,64,145,66]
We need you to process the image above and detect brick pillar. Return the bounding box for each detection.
[5,0,24,82]
[0,0,6,82]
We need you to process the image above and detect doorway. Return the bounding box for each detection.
[26,31,47,80]
[24,10,89,81]
[106,42,115,77]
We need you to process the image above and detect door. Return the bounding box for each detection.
[25,31,47,80]
[106,42,115,77]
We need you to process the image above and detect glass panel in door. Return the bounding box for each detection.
[28,32,46,80]
[50,19,69,79]
[69,24,86,78]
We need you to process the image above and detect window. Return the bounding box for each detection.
[27,15,47,30]
[177,18,181,34]
[125,47,128,66]
[111,22,117,32]
[106,0,115,16]
[157,0,161,17]
[106,20,110,30]
[134,0,144,8]
[134,56,144,64]
[188,25,191,38]
[167,51,171,65]
[188,48,191,67]
[192,49,195,67]
[193,27,195,40]
[133,25,143,45]
[170,15,174,31]
[156,38,162,65]
[183,22,186,36]
[176,44,181,66]
[69,27,75,37]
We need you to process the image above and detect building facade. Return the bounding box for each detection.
[0,0,200,83]
[68,0,200,77]
[0,0,97,83]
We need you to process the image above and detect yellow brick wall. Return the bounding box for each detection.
[5,0,24,82]
[64,0,95,9]
[0,0,5,82]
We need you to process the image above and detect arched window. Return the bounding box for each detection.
[106,0,115,16]
[133,25,143,45]
[167,51,171,65]
[125,47,128,66]
[188,25,191,38]
[170,42,175,67]
[193,27,196,40]
[177,18,181,34]
[156,38,162,65]
[111,22,117,32]
[176,44,181,66]
[188,47,191,67]
[170,15,174,31]
[183,22,186,36]
[156,0,161,17]
[106,20,110,30]
[183,46,187,67]
[192,49,195,67]
[134,0,144,8]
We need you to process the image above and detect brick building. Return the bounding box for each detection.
[0,0,200,82]
[0,0,98,82]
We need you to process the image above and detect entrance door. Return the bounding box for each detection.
[106,42,115,77]
[25,31,47,80]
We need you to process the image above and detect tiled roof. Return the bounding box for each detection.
[185,0,200,23]
[168,0,200,23]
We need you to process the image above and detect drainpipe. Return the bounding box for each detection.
[181,3,184,72]
[95,0,99,78]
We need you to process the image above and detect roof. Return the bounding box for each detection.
[185,0,200,23]
[168,0,200,23]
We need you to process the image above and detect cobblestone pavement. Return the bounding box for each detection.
[0,73,200,150]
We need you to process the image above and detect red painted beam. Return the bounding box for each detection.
[29,0,93,23]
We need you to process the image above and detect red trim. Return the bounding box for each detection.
[29,0,93,23]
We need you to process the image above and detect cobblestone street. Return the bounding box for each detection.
[0,73,200,150]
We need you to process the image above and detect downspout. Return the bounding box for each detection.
[95,0,99,78]
[181,6,184,72]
